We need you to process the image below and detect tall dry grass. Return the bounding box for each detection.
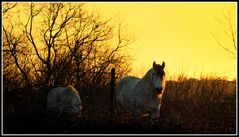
[159,74,236,133]
[3,71,236,134]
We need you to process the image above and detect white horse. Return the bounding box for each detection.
[115,61,166,120]
[46,85,82,117]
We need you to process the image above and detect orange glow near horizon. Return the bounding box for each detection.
[86,2,237,80]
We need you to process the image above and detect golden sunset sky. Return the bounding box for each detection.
[86,2,237,80]
[3,2,237,80]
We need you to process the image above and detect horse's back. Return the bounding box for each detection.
[116,76,140,90]
[47,85,79,100]
[115,76,139,94]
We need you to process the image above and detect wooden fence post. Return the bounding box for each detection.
[110,68,115,124]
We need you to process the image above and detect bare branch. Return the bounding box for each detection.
[213,9,236,59]
[212,33,236,56]
[3,2,17,15]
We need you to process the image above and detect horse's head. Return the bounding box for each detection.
[152,61,166,95]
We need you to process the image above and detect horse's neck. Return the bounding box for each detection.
[136,69,154,94]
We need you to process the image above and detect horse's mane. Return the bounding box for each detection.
[142,68,153,81]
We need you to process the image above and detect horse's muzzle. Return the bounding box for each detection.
[155,87,162,94]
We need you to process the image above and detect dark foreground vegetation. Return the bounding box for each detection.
[3,76,236,134]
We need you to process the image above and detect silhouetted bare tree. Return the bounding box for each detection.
[3,3,33,92]
[3,3,133,96]
[212,8,236,59]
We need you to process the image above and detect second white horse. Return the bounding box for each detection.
[47,85,82,117]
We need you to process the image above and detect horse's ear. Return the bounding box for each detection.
[153,61,156,68]
[162,61,165,69]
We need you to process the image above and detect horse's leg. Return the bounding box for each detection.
[115,101,129,124]
[149,109,161,126]
[130,106,144,125]
[148,101,161,126]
